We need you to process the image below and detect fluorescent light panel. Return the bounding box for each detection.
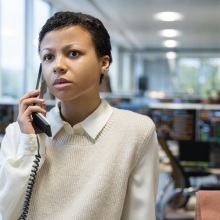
[163,40,178,47]
[166,52,177,59]
[159,29,181,37]
[154,12,183,21]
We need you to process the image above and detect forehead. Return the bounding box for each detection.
[40,25,93,50]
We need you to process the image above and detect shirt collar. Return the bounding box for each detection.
[47,99,113,140]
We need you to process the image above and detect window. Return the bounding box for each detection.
[0,0,50,99]
[32,0,50,88]
[178,57,220,98]
[0,0,25,99]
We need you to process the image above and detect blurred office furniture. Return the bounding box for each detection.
[196,190,220,220]
[138,76,148,95]
[157,137,196,220]
[0,101,18,146]
[157,137,220,220]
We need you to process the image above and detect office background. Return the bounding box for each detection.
[0,0,220,101]
[1,1,220,219]
[1,0,220,141]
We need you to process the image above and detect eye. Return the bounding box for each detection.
[68,50,79,57]
[43,54,54,62]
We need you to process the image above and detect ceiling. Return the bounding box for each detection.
[48,0,220,56]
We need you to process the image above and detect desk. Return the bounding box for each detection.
[207,168,220,176]
[160,162,220,176]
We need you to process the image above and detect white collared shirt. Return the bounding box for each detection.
[49,99,113,139]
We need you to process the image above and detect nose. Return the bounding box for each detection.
[53,54,67,74]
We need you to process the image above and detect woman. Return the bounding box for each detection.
[0,11,159,220]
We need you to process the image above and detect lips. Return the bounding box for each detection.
[53,78,71,85]
[53,78,72,89]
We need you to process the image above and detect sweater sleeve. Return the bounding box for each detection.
[0,123,46,220]
[121,126,159,220]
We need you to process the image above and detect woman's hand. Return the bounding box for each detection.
[17,90,46,134]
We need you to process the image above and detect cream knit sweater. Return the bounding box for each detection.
[26,108,158,220]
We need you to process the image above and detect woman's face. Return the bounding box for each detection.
[40,25,109,102]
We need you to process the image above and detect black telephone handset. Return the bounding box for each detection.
[32,64,52,137]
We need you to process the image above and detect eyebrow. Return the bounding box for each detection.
[40,43,81,54]
[39,48,55,56]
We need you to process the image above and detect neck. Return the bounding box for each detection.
[59,97,101,126]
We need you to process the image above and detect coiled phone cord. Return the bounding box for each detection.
[19,135,41,220]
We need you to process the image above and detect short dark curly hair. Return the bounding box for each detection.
[38,11,112,83]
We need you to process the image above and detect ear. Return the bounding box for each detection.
[100,55,110,74]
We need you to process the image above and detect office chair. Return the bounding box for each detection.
[156,137,220,220]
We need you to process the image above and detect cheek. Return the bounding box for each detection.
[79,57,101,79]
[80,65,100,86]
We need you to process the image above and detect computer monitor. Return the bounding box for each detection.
[178,140,210,167]
[148,108,197,141]
[198,109,220,143]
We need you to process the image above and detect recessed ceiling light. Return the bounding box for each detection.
[159,29,181,37]
[154,12,183,21]
[166,52,177,59]
[163,40,178,48]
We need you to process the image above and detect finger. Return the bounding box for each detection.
[21,97,45,106]
[19,98,45,114]
[23,105,46,116]
[40,104,47,117]
[19,90,41,113]
[19,90,40,104]
[18,105,46,122]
